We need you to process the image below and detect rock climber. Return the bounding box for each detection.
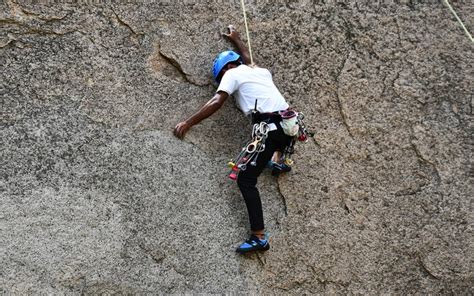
[174,25,293,254]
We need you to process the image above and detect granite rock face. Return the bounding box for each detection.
[1,1,472,294]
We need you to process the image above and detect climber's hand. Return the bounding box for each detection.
[174,121,191,139]
[222,25,252,65]
[223,25,241,41]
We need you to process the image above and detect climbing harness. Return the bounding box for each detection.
[227,109,313,181]
[228,122,269,180]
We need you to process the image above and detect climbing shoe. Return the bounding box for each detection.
[269,161,292,176]
[236,235,270,254]
[266,160,275,169]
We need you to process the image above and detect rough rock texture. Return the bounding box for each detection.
[1,0,472,294]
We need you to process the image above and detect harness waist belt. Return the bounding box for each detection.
[253,112,281,124]
[267,123,278,131]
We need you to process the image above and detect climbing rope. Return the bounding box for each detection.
[240,0,254,65]
[444,0,473,43]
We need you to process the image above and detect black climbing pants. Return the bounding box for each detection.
[237,120,293,231]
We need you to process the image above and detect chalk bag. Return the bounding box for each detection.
[279,109,299,136]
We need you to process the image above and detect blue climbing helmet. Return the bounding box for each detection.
[212,50,241,82]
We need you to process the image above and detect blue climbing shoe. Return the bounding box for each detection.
[270,162,292,176]
[236,235,270,254]
[267,160,276,169]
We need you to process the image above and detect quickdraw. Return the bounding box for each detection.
[296,112,312,142]
[228,122,269,180]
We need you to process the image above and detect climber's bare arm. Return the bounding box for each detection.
[174,91,229,139]
[223,25,252,66]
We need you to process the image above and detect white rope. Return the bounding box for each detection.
[444,0,473,43]
[240,0,254,65]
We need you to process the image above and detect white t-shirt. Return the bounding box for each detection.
[217,65,289,115]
